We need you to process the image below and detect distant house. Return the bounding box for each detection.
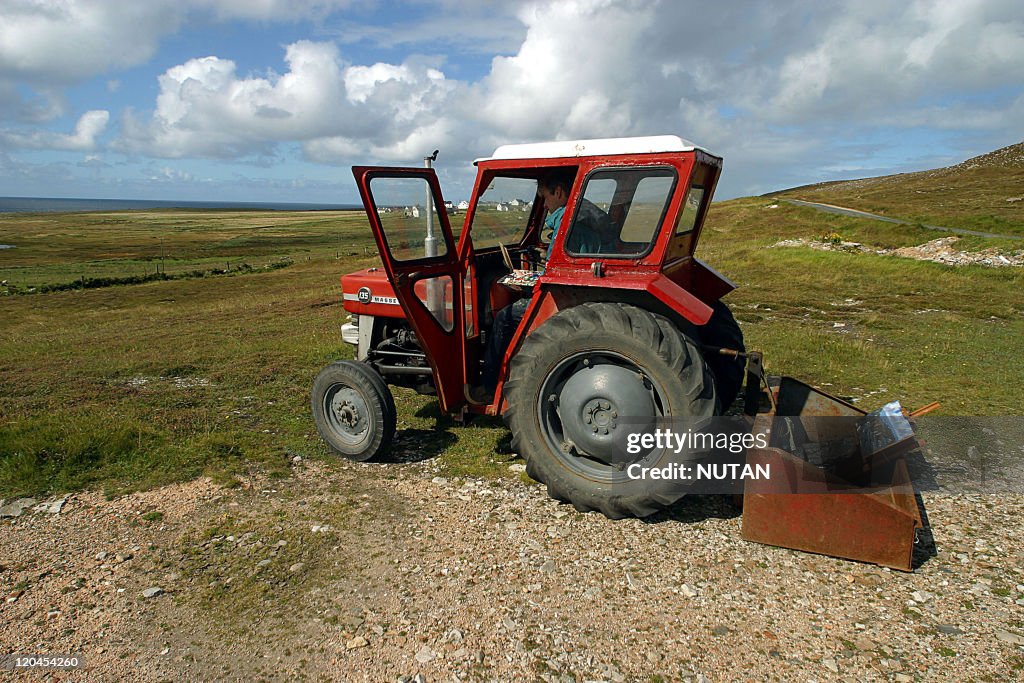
[457,200,470,210]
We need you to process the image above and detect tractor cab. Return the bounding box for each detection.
[348,136,735,416]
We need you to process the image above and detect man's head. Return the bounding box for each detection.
[537,168,576,213]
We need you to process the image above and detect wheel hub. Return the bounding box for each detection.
[582,399,618,435]
[557,361,655,464]
[329,388,367,437]
[335,399,360,428]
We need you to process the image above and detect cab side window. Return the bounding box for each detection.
[564,167,677,257]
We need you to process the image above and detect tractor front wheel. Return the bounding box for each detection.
[312,360,396,461]
[503,303,717,518]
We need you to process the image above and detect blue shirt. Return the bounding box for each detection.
[543,206,566,265]
[543,201,611,269]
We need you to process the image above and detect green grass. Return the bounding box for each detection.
[775,141,1024,237]
[1,195,1022,499]
[700,198,1024,413]
[0,207,514,498]
[0,209,373,289]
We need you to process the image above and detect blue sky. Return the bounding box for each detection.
[1,0,1021,204]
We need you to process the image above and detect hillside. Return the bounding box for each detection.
[775,141,1024,236]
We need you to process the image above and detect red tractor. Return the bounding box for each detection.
[312,136,928,569]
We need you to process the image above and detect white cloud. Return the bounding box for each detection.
[0,2,176,84]
[0,0,355,121]
[3,0,1023,199]
[1,109,109,151]
[117,40,460,163]
[0,0,357,84]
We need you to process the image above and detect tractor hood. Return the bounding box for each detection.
[341,267,405,318]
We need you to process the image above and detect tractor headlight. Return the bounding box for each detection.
[341,315,360,345]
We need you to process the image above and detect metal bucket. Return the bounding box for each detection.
[740,376,925,571]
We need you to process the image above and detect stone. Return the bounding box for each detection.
[854,635,876,651]
[33,496,68,515]
[936,624,963,635]
[289,562,305,572]
[539,560,556,573]
[414,645,436,664]
[508,464,527,473]
[995,630,1024,646]
[346,636,368,650]
[142,587,163,599]
[822,657,839,674]
[894,674,913,683]
[680,584,698,598]
[0,498,37,518]
[911,590,933,603]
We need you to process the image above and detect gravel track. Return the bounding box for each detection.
[2,459,1022,682]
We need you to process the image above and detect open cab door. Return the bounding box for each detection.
[352,166,468,412]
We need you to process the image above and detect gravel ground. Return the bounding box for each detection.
[2,457,1022,682]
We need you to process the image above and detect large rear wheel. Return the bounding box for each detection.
[700,300,745,412]
[312,360,396,461]
[503,303,717,518]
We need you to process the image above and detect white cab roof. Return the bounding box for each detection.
[476,135,708,163]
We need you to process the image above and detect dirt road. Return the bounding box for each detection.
[783,199,1023,241]
[2,457,1022,682]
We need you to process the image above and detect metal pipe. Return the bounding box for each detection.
[374,364,433,376]
[422,149,444,319]
[373,349,427,359]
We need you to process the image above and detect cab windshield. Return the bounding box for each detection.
[471,176,537,250]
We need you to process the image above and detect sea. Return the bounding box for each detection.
[0,196,361,214]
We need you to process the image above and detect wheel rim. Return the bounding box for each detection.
[323,383,372,447]
[537,351,667,481]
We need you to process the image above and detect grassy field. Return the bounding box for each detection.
[776,141,1024,237]
[1,195,1021,500]
[699,197,1023,413]
[0,209,376,291]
